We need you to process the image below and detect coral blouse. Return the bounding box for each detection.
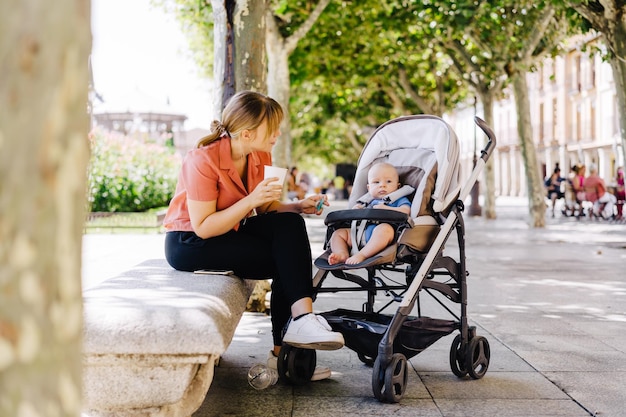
[163,137,271,232]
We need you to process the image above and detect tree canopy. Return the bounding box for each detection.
[164,0,624,220]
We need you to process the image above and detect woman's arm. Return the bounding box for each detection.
[189,179,283,239]
[188,198,253,238]
[261,194,328,215]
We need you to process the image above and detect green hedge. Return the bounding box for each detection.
[88,129,182,212]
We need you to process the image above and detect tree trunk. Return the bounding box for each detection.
[477,90,497,219]
[265,0,330,169]
[234,0,267,92]
[266,37,292,168]
[512,72,546,227]
[211,0,267,114]
[210,0,232,115]
[0,0,91,415]
[609,25,626,165]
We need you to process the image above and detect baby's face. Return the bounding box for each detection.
[367,165,400,199]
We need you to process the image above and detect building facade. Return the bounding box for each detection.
[448,35,623,197]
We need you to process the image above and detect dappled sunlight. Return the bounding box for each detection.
[231,335,265,344]
[474,276,626,324]
[492,304,530,311]
[518,278,625,293]
[231,313,272,345]
[604,314,626,322]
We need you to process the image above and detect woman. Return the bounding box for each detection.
[615,166,625,219]
[163,91,343,380]
[572,164,586,217]
[544,165,564,218]
[286,166,305,200]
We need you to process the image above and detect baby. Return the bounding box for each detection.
[328,162,411,265]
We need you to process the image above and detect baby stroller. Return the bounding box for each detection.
[276,115,496,403]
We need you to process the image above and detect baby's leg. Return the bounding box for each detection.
[346,223,394,265]
[328,228,351,264]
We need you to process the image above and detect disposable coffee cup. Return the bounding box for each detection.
[264,165,287,186]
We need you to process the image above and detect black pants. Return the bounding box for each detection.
[164,212,313,346]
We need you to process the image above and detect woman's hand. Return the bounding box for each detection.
[299,194,328,215]
[249,178,284,208]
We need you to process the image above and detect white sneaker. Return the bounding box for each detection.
[316,315,333,331]
[267,351,331,381]
[283,313,344,350]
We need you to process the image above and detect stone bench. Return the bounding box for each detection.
[82,258,255,417]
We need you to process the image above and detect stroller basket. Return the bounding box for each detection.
[321,309,456,361]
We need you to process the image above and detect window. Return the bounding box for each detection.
[575,56,582,92]
[590,100,596,140]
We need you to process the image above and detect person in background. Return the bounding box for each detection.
[583,163,616,219]
[162,91,343,382]
[333,176,345,200]
[562,165,580,217]
[299,170,312,194]
[572,164,586,217]
[614,166,625,220]
[544,164,565,218]
[286,166,306,200]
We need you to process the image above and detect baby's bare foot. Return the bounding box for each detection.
[328,252,348,265]
[345,253,366,265]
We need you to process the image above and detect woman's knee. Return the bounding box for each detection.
[278,211,306,228]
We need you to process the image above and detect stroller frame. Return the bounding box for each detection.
[277,116,496,403]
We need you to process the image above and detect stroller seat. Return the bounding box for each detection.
[315,114,461,272]
[314,240,398,270]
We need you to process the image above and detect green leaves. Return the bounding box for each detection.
[87,129,182,212]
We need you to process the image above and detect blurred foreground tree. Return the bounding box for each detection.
[0,0,91,415]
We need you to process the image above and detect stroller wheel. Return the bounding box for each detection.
[358,352,375,366]
[371,353,408,403]
[449,334,468,377]
[466,336,490,379]
[277,344,316,385]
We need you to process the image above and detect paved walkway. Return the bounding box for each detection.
[82,197,626,417]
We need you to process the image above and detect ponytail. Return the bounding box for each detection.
[197,91,283,148]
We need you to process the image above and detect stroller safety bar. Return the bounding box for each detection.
[324,208,409,225]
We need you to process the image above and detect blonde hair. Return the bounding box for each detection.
[197,90,284,148]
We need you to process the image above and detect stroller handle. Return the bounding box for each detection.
[474,116,496,162]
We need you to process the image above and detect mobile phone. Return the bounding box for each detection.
[193,269,235,276]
